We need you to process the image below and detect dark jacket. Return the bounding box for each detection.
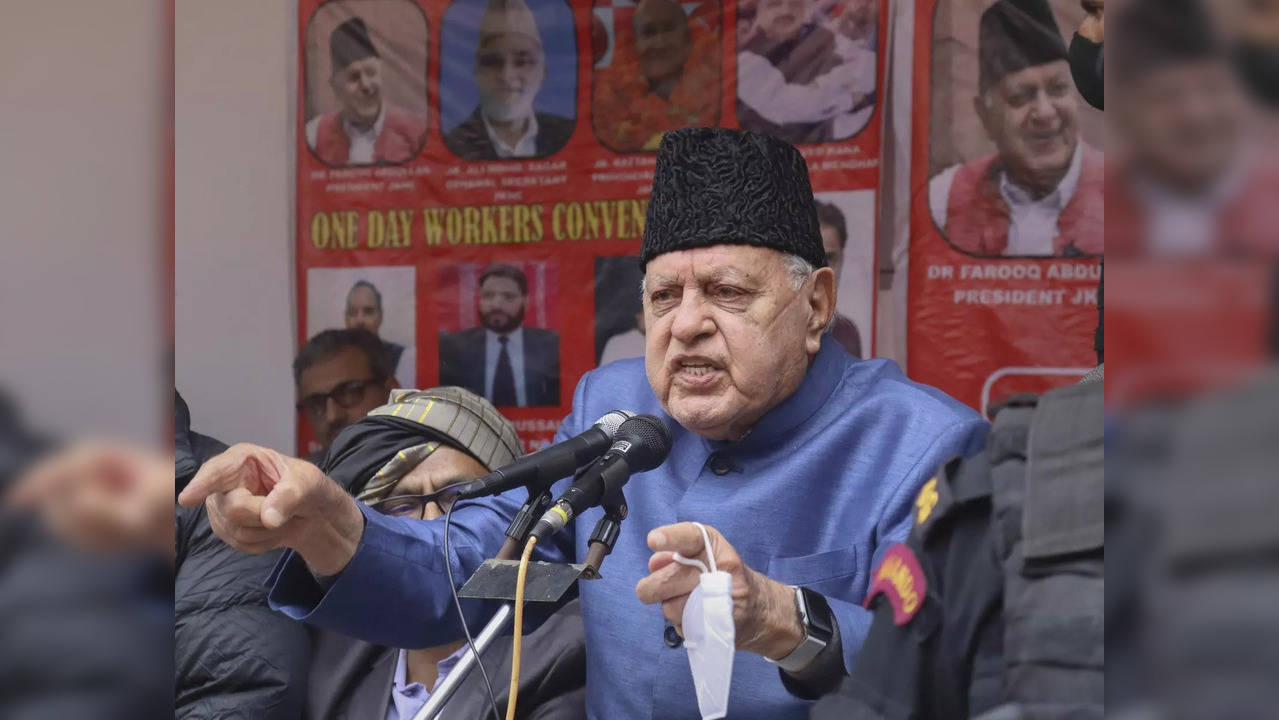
[175,391,311,720]
[443,107,575,161]
[439,326,561,407]
[306,599,588,720]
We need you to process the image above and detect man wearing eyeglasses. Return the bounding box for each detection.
[305,386,587,719]
[294,328,398,462]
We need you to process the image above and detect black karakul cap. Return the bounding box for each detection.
[331,17,380,72]
[640,128,826,270]
[978,0,1068,93]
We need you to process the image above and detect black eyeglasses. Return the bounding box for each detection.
[296,377,381,418]
[368,489,456,519]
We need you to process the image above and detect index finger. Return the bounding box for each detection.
[178,444,282,507]
[647,522,715,561]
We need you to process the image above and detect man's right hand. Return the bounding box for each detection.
[176,443,365,577]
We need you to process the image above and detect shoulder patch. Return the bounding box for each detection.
[864,544,928,625]
[915,477,940,526]
[912,459,959,543]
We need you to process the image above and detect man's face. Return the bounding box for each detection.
[756,0,811,41]
[1120,60,1244,191]
[297,346,390,451]
[643,245,835,440]
[344,286,383,334]
[331,56,383,127]
[633,0,692,85]
[820,223,844,285]
[977,60,1079,193]
[476,33,545,123]
[380,446,488,520]
[478,276,527,333]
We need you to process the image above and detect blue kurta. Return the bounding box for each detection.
[268,337,987,719]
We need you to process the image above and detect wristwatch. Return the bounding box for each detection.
[769,586,834,673]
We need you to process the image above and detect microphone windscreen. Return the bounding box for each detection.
[595,410,635,437]
[616,415,673,471]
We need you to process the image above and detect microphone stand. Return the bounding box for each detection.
[415,602,513,720]
[583,483,628,575]
[413,477,572,720]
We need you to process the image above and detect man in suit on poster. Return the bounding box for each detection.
[443,0,575,160]
[815,200,864,358]
[439,263,560,406]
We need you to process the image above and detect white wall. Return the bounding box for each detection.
[175,0,298,452]
[0,1,165,446]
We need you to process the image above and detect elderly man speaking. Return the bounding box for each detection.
[179,128,985,718]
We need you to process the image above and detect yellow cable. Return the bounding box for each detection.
[506,535,537,720]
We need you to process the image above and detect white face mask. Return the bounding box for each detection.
[672,522,735,720]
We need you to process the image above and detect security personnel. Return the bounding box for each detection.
[811,378,1104,719]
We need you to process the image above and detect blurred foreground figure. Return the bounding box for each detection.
[1108,0,1279,257]
[0,394,170,719]
[1104,258,1279,717]
[1107,362,1279,717]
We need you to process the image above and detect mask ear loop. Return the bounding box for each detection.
[670,522,717,574]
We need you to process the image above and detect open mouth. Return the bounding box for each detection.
[671,357,724,387]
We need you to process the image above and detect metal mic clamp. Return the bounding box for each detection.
[496,487,556,561]
[583,487,627,576]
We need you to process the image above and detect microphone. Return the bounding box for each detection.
[450,410,634,501]
[530,414,672,541]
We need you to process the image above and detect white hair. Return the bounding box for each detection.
[638,251,833,333]
[781,253,816,290]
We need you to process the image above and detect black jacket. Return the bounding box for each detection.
[307,599,587,720]
[439,326,561,407]
[175,391,311,720]
[443,107,575,161]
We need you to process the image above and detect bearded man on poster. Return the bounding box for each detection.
[179,128,986,719]
[438,263,561,408]
[444,0,574,160]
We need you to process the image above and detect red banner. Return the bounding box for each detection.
[297,0,887,454]
[906,0,1103,417]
